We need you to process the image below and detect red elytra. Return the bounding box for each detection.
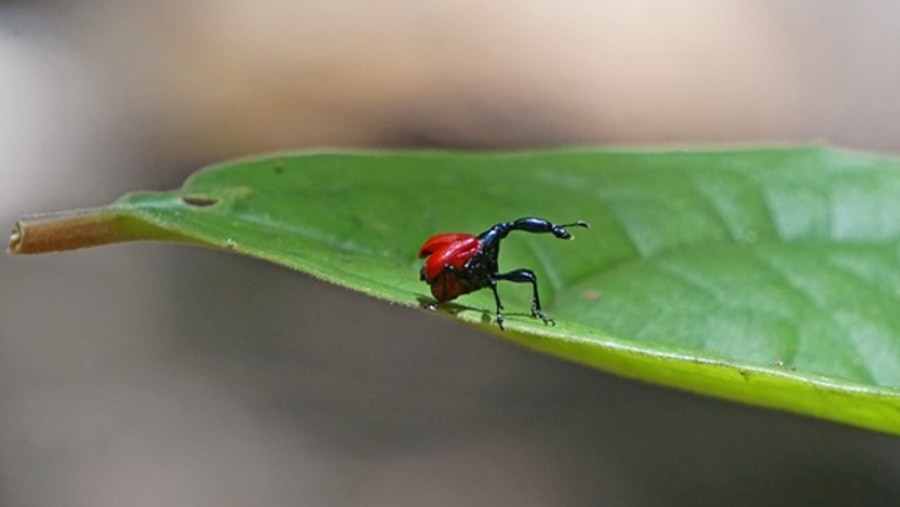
[417,233,481,301]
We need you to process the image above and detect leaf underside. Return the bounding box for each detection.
[13,146,900,435]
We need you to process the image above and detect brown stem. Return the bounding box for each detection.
[8,207,174,254]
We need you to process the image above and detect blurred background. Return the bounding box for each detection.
[4,1,900,505]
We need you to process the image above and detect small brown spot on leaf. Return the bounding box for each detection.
[583,289,602,301]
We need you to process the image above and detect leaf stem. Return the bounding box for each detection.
[8,207,165,254]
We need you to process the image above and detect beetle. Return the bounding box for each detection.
[418,217,589,329]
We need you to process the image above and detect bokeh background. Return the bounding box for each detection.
[4,1,900,505]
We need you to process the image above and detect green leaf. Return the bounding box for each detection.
[11,146,900,435]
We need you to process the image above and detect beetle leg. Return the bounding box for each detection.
[495,269,555,326]
[488,279,505,330]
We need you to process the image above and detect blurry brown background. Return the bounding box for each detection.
[4,1,900,506]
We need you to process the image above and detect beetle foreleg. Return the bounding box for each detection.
[495,268,555,326]
[488,280,505,330]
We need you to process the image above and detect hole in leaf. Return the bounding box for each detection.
[181,195,219,207]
